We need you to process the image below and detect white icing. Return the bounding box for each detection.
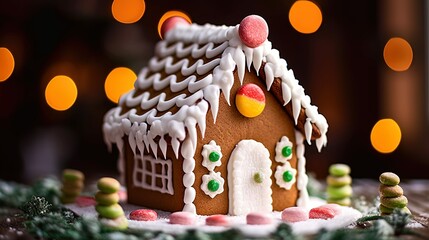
[201,140,222,171]
[102,19,329,213]
[295,131,310,208]
[275,136,293,163]
[201,171,225,198]
[133,154,174,195]
[274,161,297,190]
[227,140,272,216]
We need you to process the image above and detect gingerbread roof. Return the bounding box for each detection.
[103,17,328,161]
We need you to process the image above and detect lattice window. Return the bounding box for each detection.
[133,155,174,195]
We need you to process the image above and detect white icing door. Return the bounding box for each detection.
[228,140,272,215]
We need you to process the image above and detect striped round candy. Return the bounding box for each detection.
[235,83,266,118]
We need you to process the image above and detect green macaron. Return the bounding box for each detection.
[329,164,351,177]
[380,196,408,209]
[327,185,353,199]
[379,172,400,186]
[327,197,351,206]
[95,191,120,206]
[96,203,125,219]
[97,177,121,194]
[379,184,403,198]
[100,215,128,230]
[327,175,352,187]
[63,169,84,182]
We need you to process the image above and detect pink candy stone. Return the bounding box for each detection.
[169,211,196,225]
[161,16,190,39]
[309,204,342,220]
[129,209,158,221]
[246,212,273,225]
[75,196,96,207]
[281,207,309,223]
[206,214,230,226]
[238,15,269,48]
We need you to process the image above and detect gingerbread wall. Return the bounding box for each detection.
[123,70,301,215]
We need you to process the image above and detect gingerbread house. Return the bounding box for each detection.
[103,15,328,216]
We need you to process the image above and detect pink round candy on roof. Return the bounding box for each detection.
[129,209,158,221]
[239,15,269,48]
[169,211,196,225]
[161,16,190,39]
[246,212,273,225]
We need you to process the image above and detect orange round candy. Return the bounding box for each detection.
[235,83,266,118]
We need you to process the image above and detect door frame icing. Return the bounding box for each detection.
[227,139,273,215]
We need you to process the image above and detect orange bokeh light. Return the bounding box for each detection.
[0,47,15,82]
[157,10,192,39]
[383,37,413,72]
[289,0,323,34]
[45,75,78,111]
[104,67,136,103]
[112,0,145,24]
[370,118,402,154]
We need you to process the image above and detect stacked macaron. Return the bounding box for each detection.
[379,172,410,215]
[95,177,128,230]
[61,169,84,204]
[326,164,353,206]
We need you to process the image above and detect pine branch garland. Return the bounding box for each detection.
[0,177,427,240]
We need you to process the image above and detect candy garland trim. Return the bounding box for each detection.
[275,136,293,163]
[201,171,224,198]
[201,140,222,171]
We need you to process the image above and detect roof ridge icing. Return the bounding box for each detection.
[103,17,328,167]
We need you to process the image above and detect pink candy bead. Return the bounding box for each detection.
[246,212,273,225]
[205,214,230,226]
[238,15,269,48]
[129,209,158,221]
[75,196,96,207]
[169,211,196,225]
[281,207,309,223]
[309,204,342,219]
[161,16,190,39]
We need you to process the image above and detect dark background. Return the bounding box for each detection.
[0,0,428,183]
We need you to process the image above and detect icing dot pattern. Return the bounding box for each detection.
[282,146,292,158]
[209,151,220,162]
[275,136,293,163]
[201,140,222,171]
[208,179,220,192]
[201,171,224,198]
[283,170,294,182]
[275,159,297,190]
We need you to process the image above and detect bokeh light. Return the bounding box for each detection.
[370,118,402,154]
[45,75,78,111]
[158,10,192,39]
[0,47,15,82]
[105,67,136,103]
[289,0,323,34]
[112,0,145,24]
[383,37,413,72]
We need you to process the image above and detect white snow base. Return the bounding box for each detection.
[68,197,362,237]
